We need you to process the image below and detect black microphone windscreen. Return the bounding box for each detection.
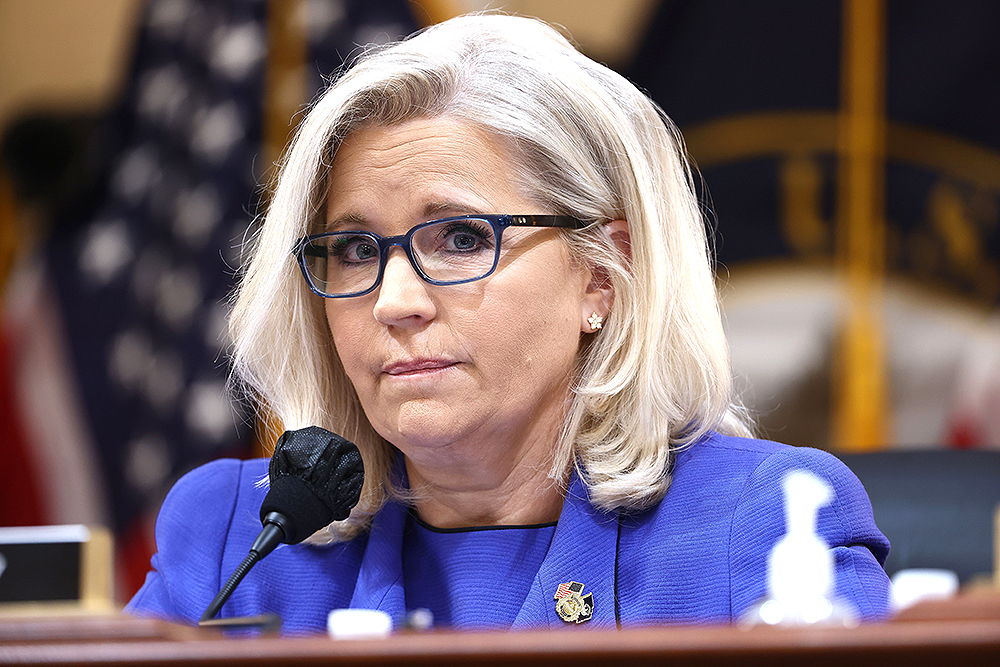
[259,426,364,544]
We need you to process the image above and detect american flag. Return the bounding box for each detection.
[29,0,416,596]
[555,581,584,599]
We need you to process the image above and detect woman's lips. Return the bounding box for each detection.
[382,359,459,376]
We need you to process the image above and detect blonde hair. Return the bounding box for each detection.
[229,13,752,540]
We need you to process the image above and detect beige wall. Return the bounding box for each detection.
[0,0,656,135]
[0,0,141,131]
[462,1,658,65]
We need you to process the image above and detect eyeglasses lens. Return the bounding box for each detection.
[302,218,499,297]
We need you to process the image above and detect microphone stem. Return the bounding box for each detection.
[199,522,285,623]
[199,550,260,623]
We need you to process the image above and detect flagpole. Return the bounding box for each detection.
[264,0,307,176]
[834,0,889,451]
[253,0,308,457]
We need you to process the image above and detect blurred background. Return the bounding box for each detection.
[0,0,998,605]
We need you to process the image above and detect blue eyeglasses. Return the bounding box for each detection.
[294,214,588,298]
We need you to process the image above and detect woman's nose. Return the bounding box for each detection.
[372,248,437,326]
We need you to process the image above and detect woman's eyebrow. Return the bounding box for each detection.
[324,201,483,233]
[423,200,483,219]
[325,213,368,232]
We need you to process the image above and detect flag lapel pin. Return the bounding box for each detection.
[553,581,594,624]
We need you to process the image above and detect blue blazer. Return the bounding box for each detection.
[126,433,891,633]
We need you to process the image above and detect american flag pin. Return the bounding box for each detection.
[553,581,594,624]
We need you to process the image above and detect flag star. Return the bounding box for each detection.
[302,0,347,42]
[174,184,223,248]
[185,380,236,443]
[211,22,266,81]
[112,145,160,203]
[191,101,245,164]
[125,435,173,494]
[108,329,154,393]
[138,66,190,126]
[79,219,135,286]
[156,265,203,332]
[147,0,193,38]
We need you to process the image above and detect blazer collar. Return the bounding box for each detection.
[350,470,620,630]
[512,471,619,629]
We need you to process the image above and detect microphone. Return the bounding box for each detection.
[199,427,365,624]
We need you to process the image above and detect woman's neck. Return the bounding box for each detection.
[404,448,566,529]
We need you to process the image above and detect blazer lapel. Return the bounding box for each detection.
[512,472,620,629]
[348,500,408,625]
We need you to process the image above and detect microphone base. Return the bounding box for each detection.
[198,613,282,633]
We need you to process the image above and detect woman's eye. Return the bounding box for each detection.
[447,231,482,250]
[440,223,492,252]
[332,236,379,263]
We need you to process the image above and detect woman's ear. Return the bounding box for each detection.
[604,218,631,263]
[581,219,630,333]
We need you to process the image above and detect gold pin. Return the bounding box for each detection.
[554,581,593,624]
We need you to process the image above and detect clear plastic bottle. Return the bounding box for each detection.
[739,470,859,628]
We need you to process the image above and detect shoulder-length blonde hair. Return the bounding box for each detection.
[230,13,752,540]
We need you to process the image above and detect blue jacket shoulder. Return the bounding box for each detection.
[127,457,366,633]
[617,434,890,624]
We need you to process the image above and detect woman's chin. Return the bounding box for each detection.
[373,400,481,451]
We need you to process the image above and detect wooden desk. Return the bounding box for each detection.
[1,594,998,667]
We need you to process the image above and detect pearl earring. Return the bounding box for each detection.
[587,312,604,331]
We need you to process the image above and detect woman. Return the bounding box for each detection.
[127,14,890,632]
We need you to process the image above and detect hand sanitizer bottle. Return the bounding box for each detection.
[739,470,859,627]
